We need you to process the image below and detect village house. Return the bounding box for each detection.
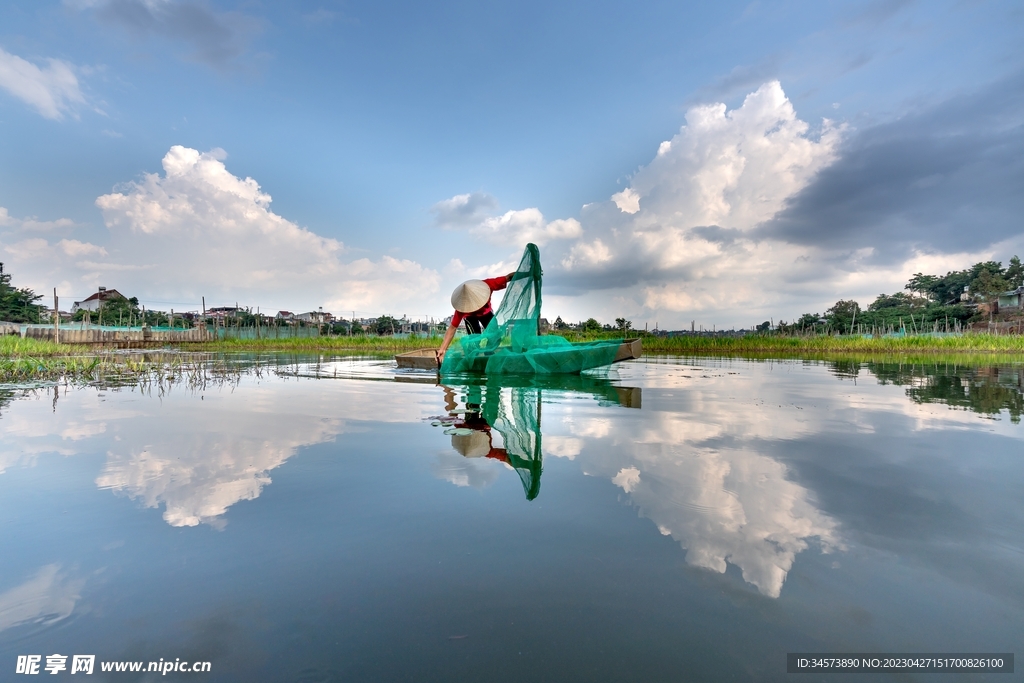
[206,306,240,320]
[998,286,1024,311]
[295,308,334,324]
[72,286,127,313]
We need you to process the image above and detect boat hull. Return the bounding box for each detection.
[395,338,642,373]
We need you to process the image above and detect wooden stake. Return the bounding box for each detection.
[53,288,59,344]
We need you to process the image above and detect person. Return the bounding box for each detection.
[436,272,515,365]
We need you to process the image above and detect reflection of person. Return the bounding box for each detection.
[436,273,515,365]
[444,387,509,463]
[450,428,509,464]
[436,383,542,500]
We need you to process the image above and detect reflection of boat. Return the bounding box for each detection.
[396,338,643,371]
[444,373,641,409]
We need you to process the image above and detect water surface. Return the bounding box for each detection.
[1,355,1022,681]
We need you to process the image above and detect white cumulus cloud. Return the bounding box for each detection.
[2,146,440,315]
[474,209,582,247]
[432,193,583,248]
[429,82,861,327]
[558,81,842,288]
[0,47,86,120]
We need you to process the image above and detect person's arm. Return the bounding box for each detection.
[484,272,518,292]
[436,322,458,366]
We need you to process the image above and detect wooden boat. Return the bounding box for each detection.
[394,348,442,370]
[613,338,643,363]
[395,338,642,371]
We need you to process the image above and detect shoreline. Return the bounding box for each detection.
[3,332,1022,384]
[5,331,1024,356]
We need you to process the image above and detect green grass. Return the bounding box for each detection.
[2,329,1022,384]
[0,335,74,356]
[557,331,1024,355]
[191,334,445,353]
[0,350,258,385]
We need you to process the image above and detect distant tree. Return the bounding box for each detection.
[553,316,570,331]
[756,321,771,332]
[614,317,633,332]
[971,269,1008,323]
[796,313,821,328]
[351,321,364,334]
[581,318,602,333]
[906,273,939,301]
[1006,255,1023,289]
[375,315,399,335]
[826,299,861,333]
[77,295,144,326]
[0,264,43,323]
[868,292,916,311]
[74,295,139,324]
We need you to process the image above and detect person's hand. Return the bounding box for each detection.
[435,349,445,366]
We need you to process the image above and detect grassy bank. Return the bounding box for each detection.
[7,330,1024,357]
[2,331,1022,383]
[191,335,444,353]
[599,332,1024,355]
[188,330,1024,354]
[0,335,73,356]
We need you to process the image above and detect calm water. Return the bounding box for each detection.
[1,355,1022,682]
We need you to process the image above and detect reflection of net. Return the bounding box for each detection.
[491,387,542,501]
[441,243,622,375]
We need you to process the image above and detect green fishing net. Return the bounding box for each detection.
[440,243,623,375]
[494,387,543,501]
[454,383,543,500]
[436,376,641,501]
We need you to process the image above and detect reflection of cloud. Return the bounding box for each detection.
[559,386,839,598]
[612,467,640,493]
[0,564,83,632]
[0,371,433,528]
[628,445,838,598]
[545,436,582,459]
[61,421,106,440]
[569,417,612,438]
[94,388,347,527]
[432,452,500,489]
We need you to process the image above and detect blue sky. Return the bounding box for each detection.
[1,0,1022,327]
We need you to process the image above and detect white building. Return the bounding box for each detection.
[72,287,126,313]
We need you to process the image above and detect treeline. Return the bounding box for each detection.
[776,256,1023,334]
[0,264,43,323]
[552,316,635,333]
[75,298,433,336]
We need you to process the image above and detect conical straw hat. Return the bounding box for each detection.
[451,279,490,313]
[451,430,491,458]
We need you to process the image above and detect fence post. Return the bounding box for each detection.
[53,289,59,344]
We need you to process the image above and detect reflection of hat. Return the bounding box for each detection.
[451,280,490,313]
[451,430,490,458]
